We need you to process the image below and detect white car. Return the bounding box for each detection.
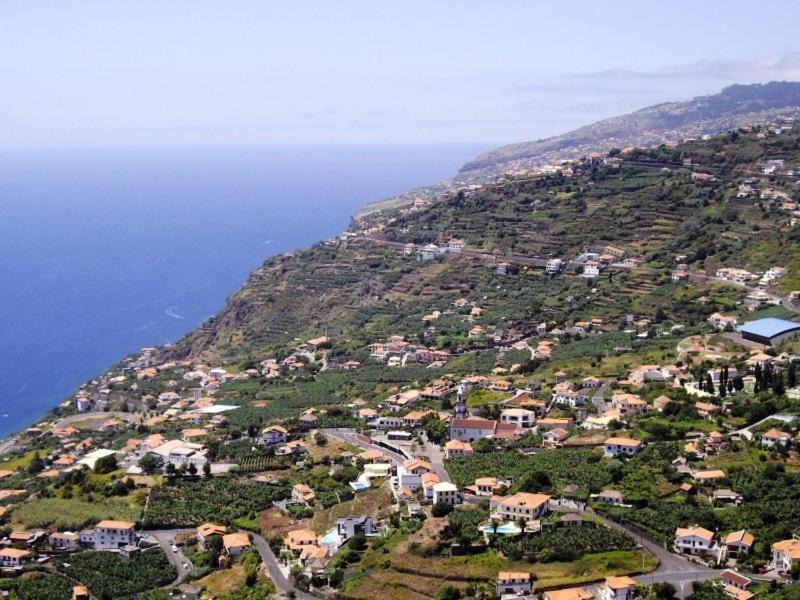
[171,544,178,553]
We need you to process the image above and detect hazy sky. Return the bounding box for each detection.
[2,0,800,148]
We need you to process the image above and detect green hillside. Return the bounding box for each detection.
[174,123,800,368]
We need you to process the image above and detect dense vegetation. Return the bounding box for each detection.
[58,549,176,600]
[447,448,612,494]
[142,475,290,527]
[606,462,800,548]
[493,525,637,562]
[0,574,72,600]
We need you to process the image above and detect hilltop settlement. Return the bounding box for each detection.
[3,122,800,600]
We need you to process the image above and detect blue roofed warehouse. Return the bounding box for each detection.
[739,318,800,346]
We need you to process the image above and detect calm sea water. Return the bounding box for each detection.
[0,144,483,437]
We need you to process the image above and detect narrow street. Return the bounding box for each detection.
[251,532,317,600]
[145,528,195,586]
[591,381,610,413]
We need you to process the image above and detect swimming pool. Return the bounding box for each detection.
[320,530,341,546]
[479,522,521,535]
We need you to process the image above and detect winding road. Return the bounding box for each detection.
[145,527,318,598]
[591,514,721,597]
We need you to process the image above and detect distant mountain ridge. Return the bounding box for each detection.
[459,81,800,175]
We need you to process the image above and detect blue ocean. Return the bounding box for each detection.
[0,144,482,437]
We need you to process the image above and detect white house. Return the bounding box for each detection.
[0,548,31,568]
[148,439,208,468]
[583,261,601,278]
[599,576,637,600]
[761,428,792,448]
[724,530,755,558]
[420,472,441,500]
[260,425,288,445]
[48,532,80,550]
[546,259,564,274]
[370,416,404,429]
[292,483,316,505]
[444,439,474,459]
[432,482,460,506]
[674,526,715,556]
[83,520,137,550]
[599,575,636,600]
[449,417,497,442]
[472,477,502,497]
[596,490,625,506]
[552,389,588,407]
[396,459,433,491]
[542,427,569,447]
[223,532,251,557]
[603,437,643,458]
[448,239,466,253]
[490,492,551,521]
[496,571,532,596]
[772,539,800,573]
[500,408,536,429]
[421,244,441,260]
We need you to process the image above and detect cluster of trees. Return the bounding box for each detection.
[703,365,743,397]
[753,362,793,396]
[0,573,72,600]
[142,476,290,527]
[492,524,636,563]
[58,549,177,600]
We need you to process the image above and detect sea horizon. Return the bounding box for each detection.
[0,143,486,438]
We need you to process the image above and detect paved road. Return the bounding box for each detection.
[145,529,195,586]
[731,413,796,440]
[687,272,798,314]
[592,513,721,596]
[326,428,453,487]
[323,428,407,466]
[53,411,139,429]
[419,434,452,484]
[638,569,723,598]
[591,382,610,413]
[148,527,319,598]
[251,532,317,600]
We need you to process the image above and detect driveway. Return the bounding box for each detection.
[145,528,195,586]
[591,382,610,413]
[251,532,317,600]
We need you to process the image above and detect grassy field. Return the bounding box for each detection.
[12,496,142,530]
[466,388,508,407]
[194,562,274,596]
[302,433,358,462]
[0,450,40,472]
